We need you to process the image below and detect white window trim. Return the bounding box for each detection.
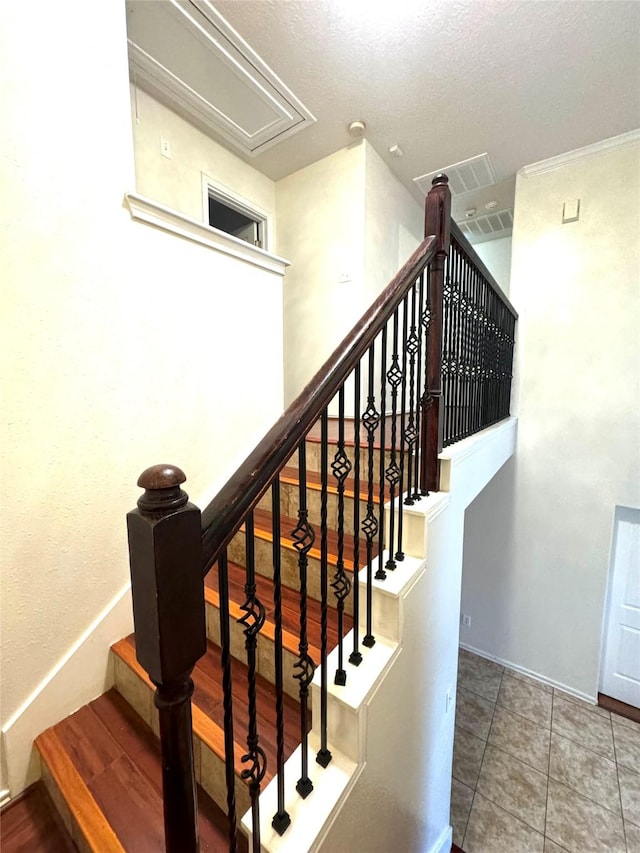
[124,192,289,276]
[201,173,271,252]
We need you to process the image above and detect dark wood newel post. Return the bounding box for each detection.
[421,174,451,493]
[127,464,206,853]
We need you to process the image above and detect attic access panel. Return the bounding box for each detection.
[126,0,316,156]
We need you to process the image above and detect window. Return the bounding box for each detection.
[203,178,267,250]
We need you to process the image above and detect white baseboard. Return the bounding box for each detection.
[430,824,453,853]
[459,642,597,705]
[2,584,133,800]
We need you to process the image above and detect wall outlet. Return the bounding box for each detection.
[445,685,455,714]
[461,614,471,628]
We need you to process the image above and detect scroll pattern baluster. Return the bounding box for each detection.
[238,514,267,853]
[350,364,363,666]
[270,478,291,835]
[331,386,352,686]
[384,309,402,570]
[362,343,380,648]
[316,409,332,767]
[291,442,316,798]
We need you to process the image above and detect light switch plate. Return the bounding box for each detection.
[563,199,580,223]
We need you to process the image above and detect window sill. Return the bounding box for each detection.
[124,192,290,276]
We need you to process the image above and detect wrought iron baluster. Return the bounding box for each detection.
[376,324,387,581]
[395,294,409,561]
[442,247,453,448]
[403,284,419,506]
[331,385,352,685]
[454,246,463,444]
[412,274,424,501]
[217,550,239,853]
[291,441,316,797]
[384,309,402,569]
[316,410,332,766]
[270,478,291,835]
[238,514,267,853]
[362,343,379,648]
[350,365,363,666]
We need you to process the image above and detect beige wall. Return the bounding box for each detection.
[474,235,512,295]
[460,138,640,698]
[131,86,276,246]
[363,142,424,301]
[1,0,284,795]
[276,142,367,405]
[276,140,423,406]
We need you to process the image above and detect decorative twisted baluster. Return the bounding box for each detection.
[291,441,316,797]
[217,551,238,853]
[362,344,379,648]
[331,385,352,685]
[412,273,425,501]
[395,294,409,562]
[238,513,267,852]
[384,309,402,570]
[350,364,363,666]
[270,477,291,836]
[376,324,387,582]
[316,410,332,768]
[403,284,420,506]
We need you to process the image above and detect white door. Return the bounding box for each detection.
[600,506,640,708]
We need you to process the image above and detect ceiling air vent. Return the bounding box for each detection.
[457,209,514,244]
[414,153,497,196]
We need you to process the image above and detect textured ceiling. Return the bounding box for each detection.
[211,0,640,217]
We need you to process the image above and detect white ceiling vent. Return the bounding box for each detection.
[457,209,514,244]
[126,0,316,157]
[414,153,497,196]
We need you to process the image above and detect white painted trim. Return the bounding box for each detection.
[430,824,454,853]
[2,584,133,797]
[519,129,640,178]
[441,417,517,469]
[124,192,290,275]
[459,642,597,705]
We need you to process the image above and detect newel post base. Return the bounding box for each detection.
[127,464,206,853]
[421,174,451,494]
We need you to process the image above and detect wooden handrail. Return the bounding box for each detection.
[449,220,518,320]
[201,233,438,574]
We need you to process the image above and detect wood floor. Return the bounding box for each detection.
[1,782,77,852]
[34,689,247,852]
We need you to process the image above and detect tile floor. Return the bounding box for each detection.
[451,649,640,853]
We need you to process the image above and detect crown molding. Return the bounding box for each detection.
[519,129,640,178]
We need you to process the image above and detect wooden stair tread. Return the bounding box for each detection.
[251,506,378,570]
[278,465,387,503]
[305,415,405,451]
[0,781,78,853]
[35,689,240,852]
[204,560,353,662]
[113,635,305,787]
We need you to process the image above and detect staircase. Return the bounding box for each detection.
[29,432,389,851]
[4,173,517,853]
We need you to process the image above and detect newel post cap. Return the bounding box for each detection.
[431,173,449,187]
[137,464,188,512]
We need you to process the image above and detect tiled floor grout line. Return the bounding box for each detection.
[610,714,629,853]
[454,653,639,853]
[461,667,504,850]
